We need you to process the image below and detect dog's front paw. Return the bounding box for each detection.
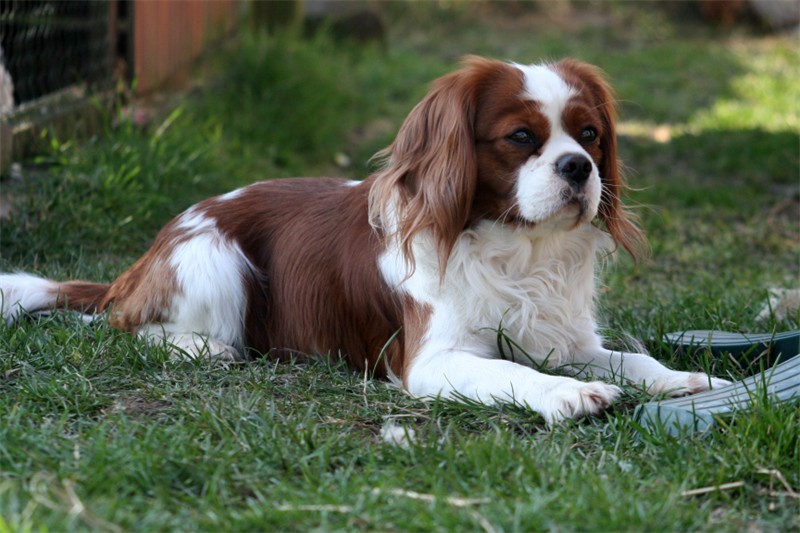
[534,379,622,425]
[645,371,731,397]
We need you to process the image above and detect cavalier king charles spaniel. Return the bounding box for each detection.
[0,57,730,424]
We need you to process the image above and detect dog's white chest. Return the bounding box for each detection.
[381,221,609,365]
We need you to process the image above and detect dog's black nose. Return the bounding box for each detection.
[555,154,593,186]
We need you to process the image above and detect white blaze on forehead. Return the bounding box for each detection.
[509,63,601,226]
[512,63,576,130]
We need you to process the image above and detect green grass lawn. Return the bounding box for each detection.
[1,3,798,531]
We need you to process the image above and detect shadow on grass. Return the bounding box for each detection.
[620,128,799,215]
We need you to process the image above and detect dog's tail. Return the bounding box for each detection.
[0,273,111,324]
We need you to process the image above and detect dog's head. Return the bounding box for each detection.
[369,56,645,272]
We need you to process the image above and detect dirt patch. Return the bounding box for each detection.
[104,393,173,419]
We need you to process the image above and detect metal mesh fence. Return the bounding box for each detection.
[0,0,114,109]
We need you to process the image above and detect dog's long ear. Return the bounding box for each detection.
[557,59,648,260]
[370,57,496,276]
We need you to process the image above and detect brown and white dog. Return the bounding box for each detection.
[0,57,730,424]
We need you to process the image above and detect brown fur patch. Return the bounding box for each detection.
[55,281,111,313]
[101,219,184,332]
[368,57,526,276]
[400,299,433,387]
[204,179,405,376]
[554,59,648,259]
[45,57,644,387]
[472,66,548,225]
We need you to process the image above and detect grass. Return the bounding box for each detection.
[1,2,799,531]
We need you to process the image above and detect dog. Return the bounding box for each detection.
[0,57,730,424]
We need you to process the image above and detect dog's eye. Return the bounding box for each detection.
[507,129,537,146]
[579,127,598,144]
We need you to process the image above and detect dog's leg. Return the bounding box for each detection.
[133,230,250,362]
[569,346,731,396]
[405,346,621,424]
[137,325,241,362]
[108,215,254,363]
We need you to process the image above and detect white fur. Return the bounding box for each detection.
[382,60,733,419]
[515,134,602,226]
[0,273,58,324]
[382,221,608,367]
[513,64,602,226]
[137,212,252,359]
[756,287,800,323]
[569,346,732,396]
[407,350,621,425]
[515,63,575,125]
[382,221,625,424]
[373,60,733,422]
[174,206,217,233]
[1,59,731,421]
[380,420,417,449]
[138,328,239,361]
[218,187,246,202]
[386,220,730,422]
